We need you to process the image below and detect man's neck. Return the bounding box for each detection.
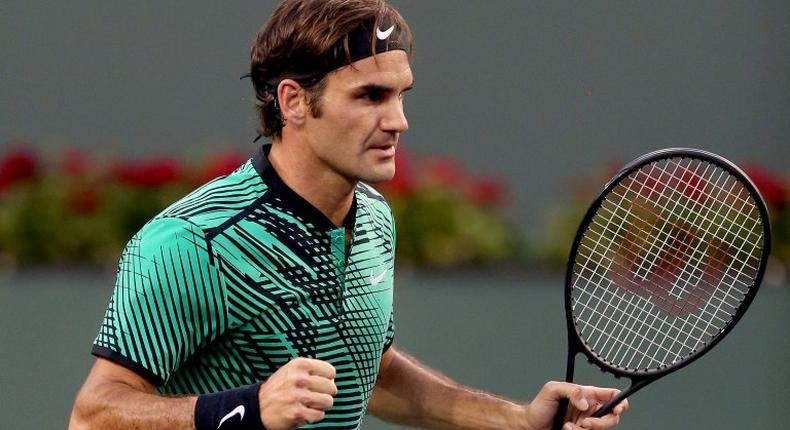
[268,141,355,227]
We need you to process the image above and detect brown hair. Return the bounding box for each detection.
[249,0,413,139]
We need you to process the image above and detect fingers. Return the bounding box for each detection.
[564,413,620,430]
[293,358,337,398]
[292,360,335,423]
[294,357,336,379]
[303,392,335,410]
[259,357,338,429]
[305,373,338,396]
[611,397,628,415]
[587,390,628,417]
[287,358,338,397]
[537,381,628,430]
[572,386,624,415]
[560,412,621,430]
[285,404,327,428]
[568,386,592,413]
[543,382,627,416]
[588,388,628,413]
[301,406,326,425]
[541,382,598,411]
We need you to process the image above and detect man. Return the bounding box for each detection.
[69,1,628,429]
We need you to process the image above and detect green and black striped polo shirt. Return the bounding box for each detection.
[93,144,396,429]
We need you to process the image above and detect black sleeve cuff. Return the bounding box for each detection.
[91,345,165,386]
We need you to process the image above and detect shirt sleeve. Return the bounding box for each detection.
[92,217,227,385]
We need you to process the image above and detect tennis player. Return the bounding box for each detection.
[69,1,627,429]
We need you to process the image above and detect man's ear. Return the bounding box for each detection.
[278,79,306,127]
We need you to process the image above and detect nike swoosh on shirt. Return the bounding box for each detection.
[217,405,245,429]
[376,25,395,40]
[370,268,388,285]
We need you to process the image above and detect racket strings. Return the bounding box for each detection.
[589,188,759,302]
[571,157,765,372]
[584,207,757,296]
[603,159,759,304]
[608,159,760,362]
[612,161,759,271]
[573,286,684,369]
[574,271,724,369]
[615,159,762,305]
[609,164,762,276]
[588,163,748,324]
[574,272,733,370]
[586,159,759,368]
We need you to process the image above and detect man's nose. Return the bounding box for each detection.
[381,99,408,133]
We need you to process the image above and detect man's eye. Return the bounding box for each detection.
[362,90,385,101]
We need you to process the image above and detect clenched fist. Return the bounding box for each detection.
[258,357,337,430]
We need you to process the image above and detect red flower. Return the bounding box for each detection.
[0,145,39,191]
[743,164,787,209]
[466,176,508,207]
[420,157,467,188]
[60,148,90,178]
[67,186,100,215]
[199,151,248,184]
[112,156,183,188]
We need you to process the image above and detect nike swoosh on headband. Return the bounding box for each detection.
[377,25,395,40]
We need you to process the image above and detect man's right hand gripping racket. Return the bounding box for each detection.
[552,148,771,429]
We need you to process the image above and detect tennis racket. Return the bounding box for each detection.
[551,148,771,430]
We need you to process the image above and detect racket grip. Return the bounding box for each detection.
[551,398,570,430]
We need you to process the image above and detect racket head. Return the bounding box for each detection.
[564,148,771,380]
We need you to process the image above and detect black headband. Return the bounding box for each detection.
[334,19,409,71]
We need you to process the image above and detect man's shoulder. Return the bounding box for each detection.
[154,160,266,231]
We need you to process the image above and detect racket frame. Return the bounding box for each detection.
[559,147,771,420]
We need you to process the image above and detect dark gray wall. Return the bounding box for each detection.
[3,1,789,217]
[1,271,788,429]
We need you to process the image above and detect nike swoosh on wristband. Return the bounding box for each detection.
[376,25,395,40]
[370,267,388,286]
[217,405,245,429]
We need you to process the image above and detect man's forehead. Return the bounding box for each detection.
[334,51,413,87]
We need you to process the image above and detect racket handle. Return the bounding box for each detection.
[551,398,570,430]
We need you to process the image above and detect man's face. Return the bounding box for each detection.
[302,50,413,184]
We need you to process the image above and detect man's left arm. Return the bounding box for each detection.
[367,347,627,430]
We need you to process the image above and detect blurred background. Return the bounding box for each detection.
[1,1,788,429]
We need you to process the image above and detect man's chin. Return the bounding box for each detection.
[358,169,396,184]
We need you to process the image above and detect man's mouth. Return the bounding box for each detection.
[368,143,396,158]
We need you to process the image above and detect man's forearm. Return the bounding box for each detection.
[368,349,527,430]
[69,380,196,430]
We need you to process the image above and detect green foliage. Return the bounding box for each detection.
[0,147,521,268]
[0,178,192,265]
[389,187,515,267]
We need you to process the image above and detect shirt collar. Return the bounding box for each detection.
[252,144,357,231]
